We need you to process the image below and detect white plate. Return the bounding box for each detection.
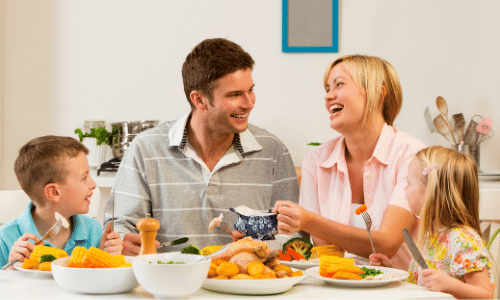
[13,262,52,277]
[306,266,409,288]
[280,260,319,270]
[202,270,308,295]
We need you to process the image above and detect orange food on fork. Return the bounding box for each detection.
[355,204,367,215]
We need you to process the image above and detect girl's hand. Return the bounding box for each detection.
[272,201,309,234]
[9,233,41,264]
[420,268,453,293]
[99,222,123,256]
[369,253,393,268]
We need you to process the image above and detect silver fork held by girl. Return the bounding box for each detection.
[361,211,377,253]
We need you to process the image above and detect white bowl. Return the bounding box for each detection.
[131,252,211,298]
[51,257,139,294]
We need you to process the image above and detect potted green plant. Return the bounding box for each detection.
[74,127,115,168]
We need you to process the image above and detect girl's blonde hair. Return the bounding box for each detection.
[323,55,402,126]
[415,146,482,244]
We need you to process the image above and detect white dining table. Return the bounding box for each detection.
[0,269,454,299]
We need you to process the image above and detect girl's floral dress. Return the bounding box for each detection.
[407,226,495,292]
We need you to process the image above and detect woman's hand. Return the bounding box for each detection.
[9,233,41,265]
[369,253,393,268]
[272,200,310,234]
[99,222,124,256]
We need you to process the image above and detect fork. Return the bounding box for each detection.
[361,211,377,254]
[2,212,68,270]
[216,221,232,234]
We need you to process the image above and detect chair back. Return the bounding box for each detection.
[0,190,31,225]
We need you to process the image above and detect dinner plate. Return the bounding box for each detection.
[306,266,409,288]
[279,260,319,270]
[202,270,308,295]
[13,262,53,277]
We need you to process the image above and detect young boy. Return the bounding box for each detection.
[0,135,122,268]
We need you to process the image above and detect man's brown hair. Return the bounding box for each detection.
[14,135,89,204]
[182,38,255,109]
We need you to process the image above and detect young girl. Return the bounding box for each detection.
[369,145,495,299]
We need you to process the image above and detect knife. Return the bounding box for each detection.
[156,237,189,252]
[403,228,428,269]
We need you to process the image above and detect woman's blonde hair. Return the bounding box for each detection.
[323,55,402,126]
[415,146,482,245]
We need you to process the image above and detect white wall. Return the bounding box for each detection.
[2,0,500,190]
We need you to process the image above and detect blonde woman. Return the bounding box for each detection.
[273,55,425,270]
[370,146,495,299]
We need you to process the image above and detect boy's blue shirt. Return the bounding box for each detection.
[0,202,103,268]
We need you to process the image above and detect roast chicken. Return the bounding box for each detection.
[212,237,280,274]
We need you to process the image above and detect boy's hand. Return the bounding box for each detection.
[369,253,393,268]
[99,222,123,256]
[121,233,161,256]
[9,233,41,266]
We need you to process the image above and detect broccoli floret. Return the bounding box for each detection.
[282,237,313,259]
[39,254,57,263]
[180,245,200,255]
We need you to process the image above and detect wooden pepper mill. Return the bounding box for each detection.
[136,217,160,255]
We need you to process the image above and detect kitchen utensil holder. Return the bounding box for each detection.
[452,144,480,169]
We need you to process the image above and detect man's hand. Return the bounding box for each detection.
[8,233,41,268]
[99,222,124,256]
[121,233,161,256]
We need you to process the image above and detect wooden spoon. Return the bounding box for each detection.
[452,113,466,144]
[433,115,455,144]
[424,107,436,133]
[435,96,457,144]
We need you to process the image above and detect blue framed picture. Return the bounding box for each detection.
[282,0,339,53]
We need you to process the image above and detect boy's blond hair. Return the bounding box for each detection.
[415,146,482,245]
[14,135,89,204]
[324,55,402,126]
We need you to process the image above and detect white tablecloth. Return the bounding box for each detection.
[0,269,454,299]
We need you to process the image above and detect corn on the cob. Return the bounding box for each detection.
[30,245,68,262]
[83,247,115,268]
[200,245,224,256]
[67,246,88,268]
[310,245,345,259]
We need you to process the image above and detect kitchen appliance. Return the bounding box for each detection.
[97,120,160,175]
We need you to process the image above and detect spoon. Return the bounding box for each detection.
[435,96,457,144]
[452,113,466,144]
[194,244,230,263]
[2,212,69,270]
[424,107,436,133]
[433,115,455,144]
